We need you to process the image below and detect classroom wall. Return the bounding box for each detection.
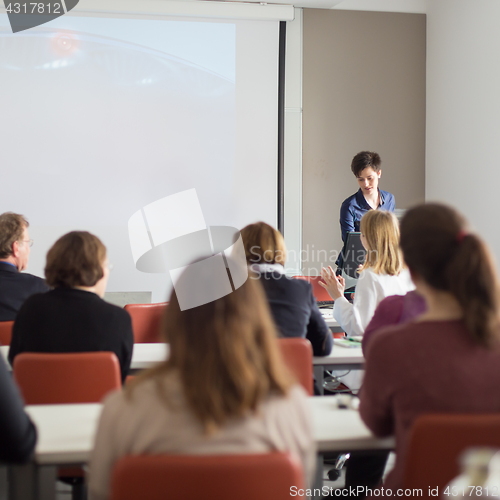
[301,9,426,275]
[426,0,500,263]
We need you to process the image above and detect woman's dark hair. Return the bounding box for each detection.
[400,203,500,347]
[351,151,381,177]
[45,231,106,288]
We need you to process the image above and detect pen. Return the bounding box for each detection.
[344,337,361,343]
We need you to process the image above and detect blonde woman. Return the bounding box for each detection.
[88,259,315,500]
[240,222,332,357]
[321,210,414,337]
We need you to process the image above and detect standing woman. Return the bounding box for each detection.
[88,259,315,500]
[322,210,414,337]
[336,151,395,270]
[9,231,133,382]
[360,203,500,489]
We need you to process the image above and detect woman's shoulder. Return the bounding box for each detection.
[262,384,310,416]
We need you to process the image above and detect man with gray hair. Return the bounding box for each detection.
[0,213,48,321]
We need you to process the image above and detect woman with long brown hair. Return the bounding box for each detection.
[88,259,315,500]
[360,203,500,489]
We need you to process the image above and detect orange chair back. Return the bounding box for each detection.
[403,413,500,491]
[13,352,121,404]
[292,276,331,302]
[0,320,14,346]
[278,338,313,395]
[110,453,304,500]
[124,303,168,343]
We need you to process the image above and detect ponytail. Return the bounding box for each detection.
[444,234,500,346]
[400,204,500,347]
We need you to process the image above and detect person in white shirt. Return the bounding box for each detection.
[321,210,414,337]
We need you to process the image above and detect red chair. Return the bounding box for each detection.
[124,302,168,343]
[13,351,122,500]
[278,338,313,395]
[0,320,14,346]
[13,351,121,404]
[403,413,500,491]
[292,275,332,302]
[110,453,304,500]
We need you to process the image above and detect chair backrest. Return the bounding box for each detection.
[278,337,313,395]
[110,452,304,500]
[292,275,331,302]
[403,413,500,490]
[13,352,122,404]
[0,320,14,346]
[124,302,168,343]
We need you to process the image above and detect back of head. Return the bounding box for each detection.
[360,210,403,275]
[240,222,287,266]
[400,203,500,346]
[147,260,292,432]
[351,151,381,177]
[45,231,107,288]
[0,212,28,259]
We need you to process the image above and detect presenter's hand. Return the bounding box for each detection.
[319,266,345,301]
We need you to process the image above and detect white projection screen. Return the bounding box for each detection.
[0,6,282,302]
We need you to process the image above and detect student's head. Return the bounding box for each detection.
[133,262,292,433]
[45,231,109,297]
[400,203,500,346]
[360,210,403,275]
[351,151,382,198]
[0,212,31,271]
[240,222,287,266]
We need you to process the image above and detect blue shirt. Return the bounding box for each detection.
[339,188,395,243]
[335,188,395,269]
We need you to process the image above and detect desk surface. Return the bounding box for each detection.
[25,398,393,466]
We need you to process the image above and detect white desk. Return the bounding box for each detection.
[130,343,364,382]
[8,399,393,500]
[313,346,364,395]
[320,309,344,332]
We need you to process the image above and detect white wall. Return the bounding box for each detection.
[426,0,500,262]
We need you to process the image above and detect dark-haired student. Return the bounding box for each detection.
[9,231,133,382]
[336,151,395,270]
[240,221,333,357]
[360,203,500,490]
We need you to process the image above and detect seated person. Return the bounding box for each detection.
[336,151,395,270]
[88,259,316,500]
[0,354,37,463]
[322,210,414,337]
[362,291,426,354]
[0,212,48,321]
[240,221,333,356]
[360,203,500,489]
[9,231,133,382]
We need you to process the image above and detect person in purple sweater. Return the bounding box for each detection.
[360,203,500,490]
[362,291,426,354]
